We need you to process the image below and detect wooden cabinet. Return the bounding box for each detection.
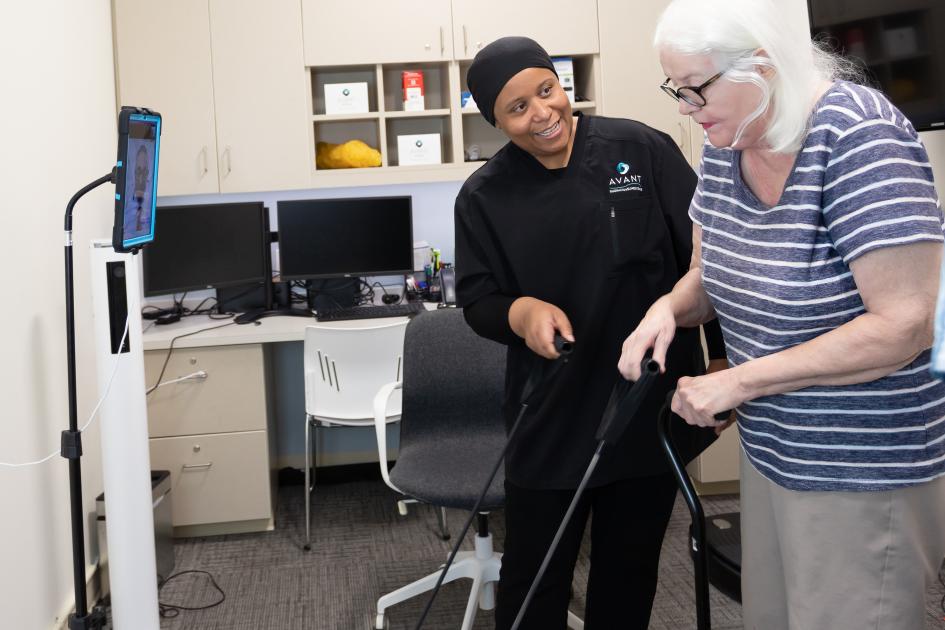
[112,0,218,196]
[113,0,312,195]
[597,0,698,164]
[301,0,454,65]
[451,0,600,59]
[144,344,276,535]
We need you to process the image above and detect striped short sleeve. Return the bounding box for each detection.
[822,117,943,264]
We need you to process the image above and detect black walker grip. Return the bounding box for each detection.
[594,358,661,445]
[519,334,574,406]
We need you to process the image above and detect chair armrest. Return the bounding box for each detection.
[374,380,403,493]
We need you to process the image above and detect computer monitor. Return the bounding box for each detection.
[277,196,414,281]
[142,202,271,298]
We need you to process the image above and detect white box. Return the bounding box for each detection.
[397,133,441,166]
[413,240,432,271]
[324,82,369,115]
[552,57,575,105]
[883,27,918,59]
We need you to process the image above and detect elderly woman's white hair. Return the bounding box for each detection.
[654,0,861,153]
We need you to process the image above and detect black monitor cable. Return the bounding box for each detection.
[413,335,575,630]
[509,357,661,630]
[157,570,226,618]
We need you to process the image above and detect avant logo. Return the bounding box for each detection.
[609,161,643,194]
[415,140,424,148]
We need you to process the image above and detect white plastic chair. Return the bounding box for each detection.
[302,320,413,550]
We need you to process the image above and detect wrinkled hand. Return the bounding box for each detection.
[618,296,676,380]
[673,367,746,430]
[508,297,575,359]
[705,358,737,435]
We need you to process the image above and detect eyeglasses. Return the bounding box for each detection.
[660,71,724,107]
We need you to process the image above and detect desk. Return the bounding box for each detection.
[141,308,434,536]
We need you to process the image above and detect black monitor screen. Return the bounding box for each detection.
[142,202,270,296]
[277,196,414,280]
[809,0,945,131]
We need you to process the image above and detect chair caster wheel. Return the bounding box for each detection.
[303,544,311,551]
[374,612,389,629]
[397,501,409,516]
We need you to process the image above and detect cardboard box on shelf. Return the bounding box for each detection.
[552,57,575,104]
[324,82,369,115]
[397,133,441,166]
[402,71,425,111]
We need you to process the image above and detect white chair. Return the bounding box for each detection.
[302,320,417,550]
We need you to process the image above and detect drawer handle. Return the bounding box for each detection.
[182,462,213,471]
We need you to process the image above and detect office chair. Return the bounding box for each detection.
[303,320,448,551]
[371,309,584,630]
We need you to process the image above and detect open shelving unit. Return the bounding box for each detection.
[306,54,601,185]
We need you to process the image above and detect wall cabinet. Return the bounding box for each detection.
[597,0,699,165]
[144,344,276,536]
[451,0,600,60]
[113,0,312,195]
[301,0,454,65]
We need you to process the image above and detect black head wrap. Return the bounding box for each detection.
[466,36,557,127]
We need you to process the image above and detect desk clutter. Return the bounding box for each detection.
[140,196,452,325]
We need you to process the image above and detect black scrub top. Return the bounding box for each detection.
[455,113,723,490]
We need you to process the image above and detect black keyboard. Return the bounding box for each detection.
[316,302,425,322]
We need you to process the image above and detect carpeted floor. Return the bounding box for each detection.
[148,476,945,630]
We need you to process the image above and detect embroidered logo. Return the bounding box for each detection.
[609,162,643,194]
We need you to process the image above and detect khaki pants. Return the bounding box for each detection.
[740,449,945,630]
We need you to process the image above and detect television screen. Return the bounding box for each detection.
[808,0,945,131]
[277,196,414,281]
[142,202,270,296]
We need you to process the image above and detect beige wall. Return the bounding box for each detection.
[0,2,116,628]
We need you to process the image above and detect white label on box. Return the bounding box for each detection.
[404,88,425,111]
[397,134,442,166]
[324,82,369,115]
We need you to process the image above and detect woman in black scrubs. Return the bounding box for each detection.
[454,37,727,629]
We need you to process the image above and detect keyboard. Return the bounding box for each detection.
[316,302,425,322]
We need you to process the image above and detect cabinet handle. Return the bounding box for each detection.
[199,146,208,176]
[440,26,444,55]
[183,462,213,470]
[463,25,468,55]
[222,146,232,177]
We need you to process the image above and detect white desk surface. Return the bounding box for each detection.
[141,304,439,351]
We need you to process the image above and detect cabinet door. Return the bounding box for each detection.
[451,0,599,60]
[301,0,454,65]
[113,0,219,195]
[209,0,313,193]
[597,0,695,164]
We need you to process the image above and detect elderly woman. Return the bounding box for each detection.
[618,0,945,628]
[456,36,725,629]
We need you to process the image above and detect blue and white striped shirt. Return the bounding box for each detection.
[690,81,945,491]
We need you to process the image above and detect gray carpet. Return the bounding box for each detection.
[150,479,945,630]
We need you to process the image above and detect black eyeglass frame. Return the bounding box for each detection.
[660,71,724,107]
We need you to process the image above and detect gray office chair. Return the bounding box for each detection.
[373,309,586,629]
[373,308,507,630]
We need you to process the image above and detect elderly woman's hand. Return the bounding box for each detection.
[672,366,747,430]
[618,295,677,380]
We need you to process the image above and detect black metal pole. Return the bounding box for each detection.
[657,393,711,630]
[62,171,114,630]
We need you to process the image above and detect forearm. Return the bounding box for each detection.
[665,267,716,328]
[733,310,930,400]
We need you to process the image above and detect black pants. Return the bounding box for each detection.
[494,473,678,630]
